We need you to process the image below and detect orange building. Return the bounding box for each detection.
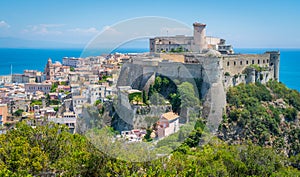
[0,104,8,126]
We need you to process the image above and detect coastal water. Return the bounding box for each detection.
[0,48,299,91]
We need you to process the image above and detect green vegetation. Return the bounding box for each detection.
[247,64,269,72]
[0,122,299,176]
[70,67,75,72]
[53,106,59,112]
[221,81,300,156]
[148,76,201,113]
[94,100,101,106]
[13,109,24,117]
[128,92,142,104]
[98,75,112,83]
[3,77,300,175]
[50,82,58,93]
[49,99,60,105]
[267,80,300,111]
[30,99,42,106]
[170,46,185,53]
[178,81,200,109]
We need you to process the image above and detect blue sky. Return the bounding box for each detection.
[0,0,299,48]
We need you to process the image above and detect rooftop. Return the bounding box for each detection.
[161,112,179,121]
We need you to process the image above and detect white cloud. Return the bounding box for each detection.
[0,21,10,28]
[23,24,64,35]
[68,27,100,35]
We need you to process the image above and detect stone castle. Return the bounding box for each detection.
[115,22,280,131]
[119,22,280,92]
[150,22,234,54]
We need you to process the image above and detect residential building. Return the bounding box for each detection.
[156,112,180,139]
[62,57,81,67]
[25,83,52,94]
[48,111,77,133]
[0,104,8,126]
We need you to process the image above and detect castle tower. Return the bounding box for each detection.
[193,22,207,53]
[45,58,54,80]
[268,51,280,81]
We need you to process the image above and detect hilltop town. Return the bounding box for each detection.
[0,22,280,141]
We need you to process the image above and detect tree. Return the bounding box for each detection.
[142,90,147,104]
[178,82,200,109]
[50,83,58,93]
[131,95,142,105]
[169,93,181,113]
[13,109,24,117]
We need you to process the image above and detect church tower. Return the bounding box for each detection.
[45,58,54,80]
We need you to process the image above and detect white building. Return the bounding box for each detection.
[25,83,52,94]
[72,95,88,115]
[48,111,77,133]
[0,75,11,84]
[62,57,81,68]
[87,84,115,104]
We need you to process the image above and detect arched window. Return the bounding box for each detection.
[240,61,243,65]
[227,61,230,66]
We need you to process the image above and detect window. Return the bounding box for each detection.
[263,60,265,64]
[258,60,260,64]
[234,61,236,66]
[252,60,254,64]
[240,61,243,65]
[246,60,249,64]
[267,59,269,63]
[227,61,230,66]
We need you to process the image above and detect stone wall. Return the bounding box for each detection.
[117,55,222,99]
[222,53,270,75]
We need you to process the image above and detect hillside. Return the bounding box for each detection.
[0,80,300,176]
[218,80,300,157]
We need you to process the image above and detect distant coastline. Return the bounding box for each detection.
[0,48,299,91]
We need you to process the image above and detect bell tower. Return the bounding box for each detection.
[45,58,54,80]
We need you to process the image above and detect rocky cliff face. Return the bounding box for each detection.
[218,81,300,156]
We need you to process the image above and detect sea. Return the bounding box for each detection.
[0,48,299,92]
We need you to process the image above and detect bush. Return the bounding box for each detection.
[284,107,297,122]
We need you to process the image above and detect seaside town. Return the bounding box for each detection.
[1,0,300,175]
[0,22,280,142]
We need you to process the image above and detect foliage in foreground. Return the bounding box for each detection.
[0,122,299,176]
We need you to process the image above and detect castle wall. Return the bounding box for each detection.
[222,54,270,75]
